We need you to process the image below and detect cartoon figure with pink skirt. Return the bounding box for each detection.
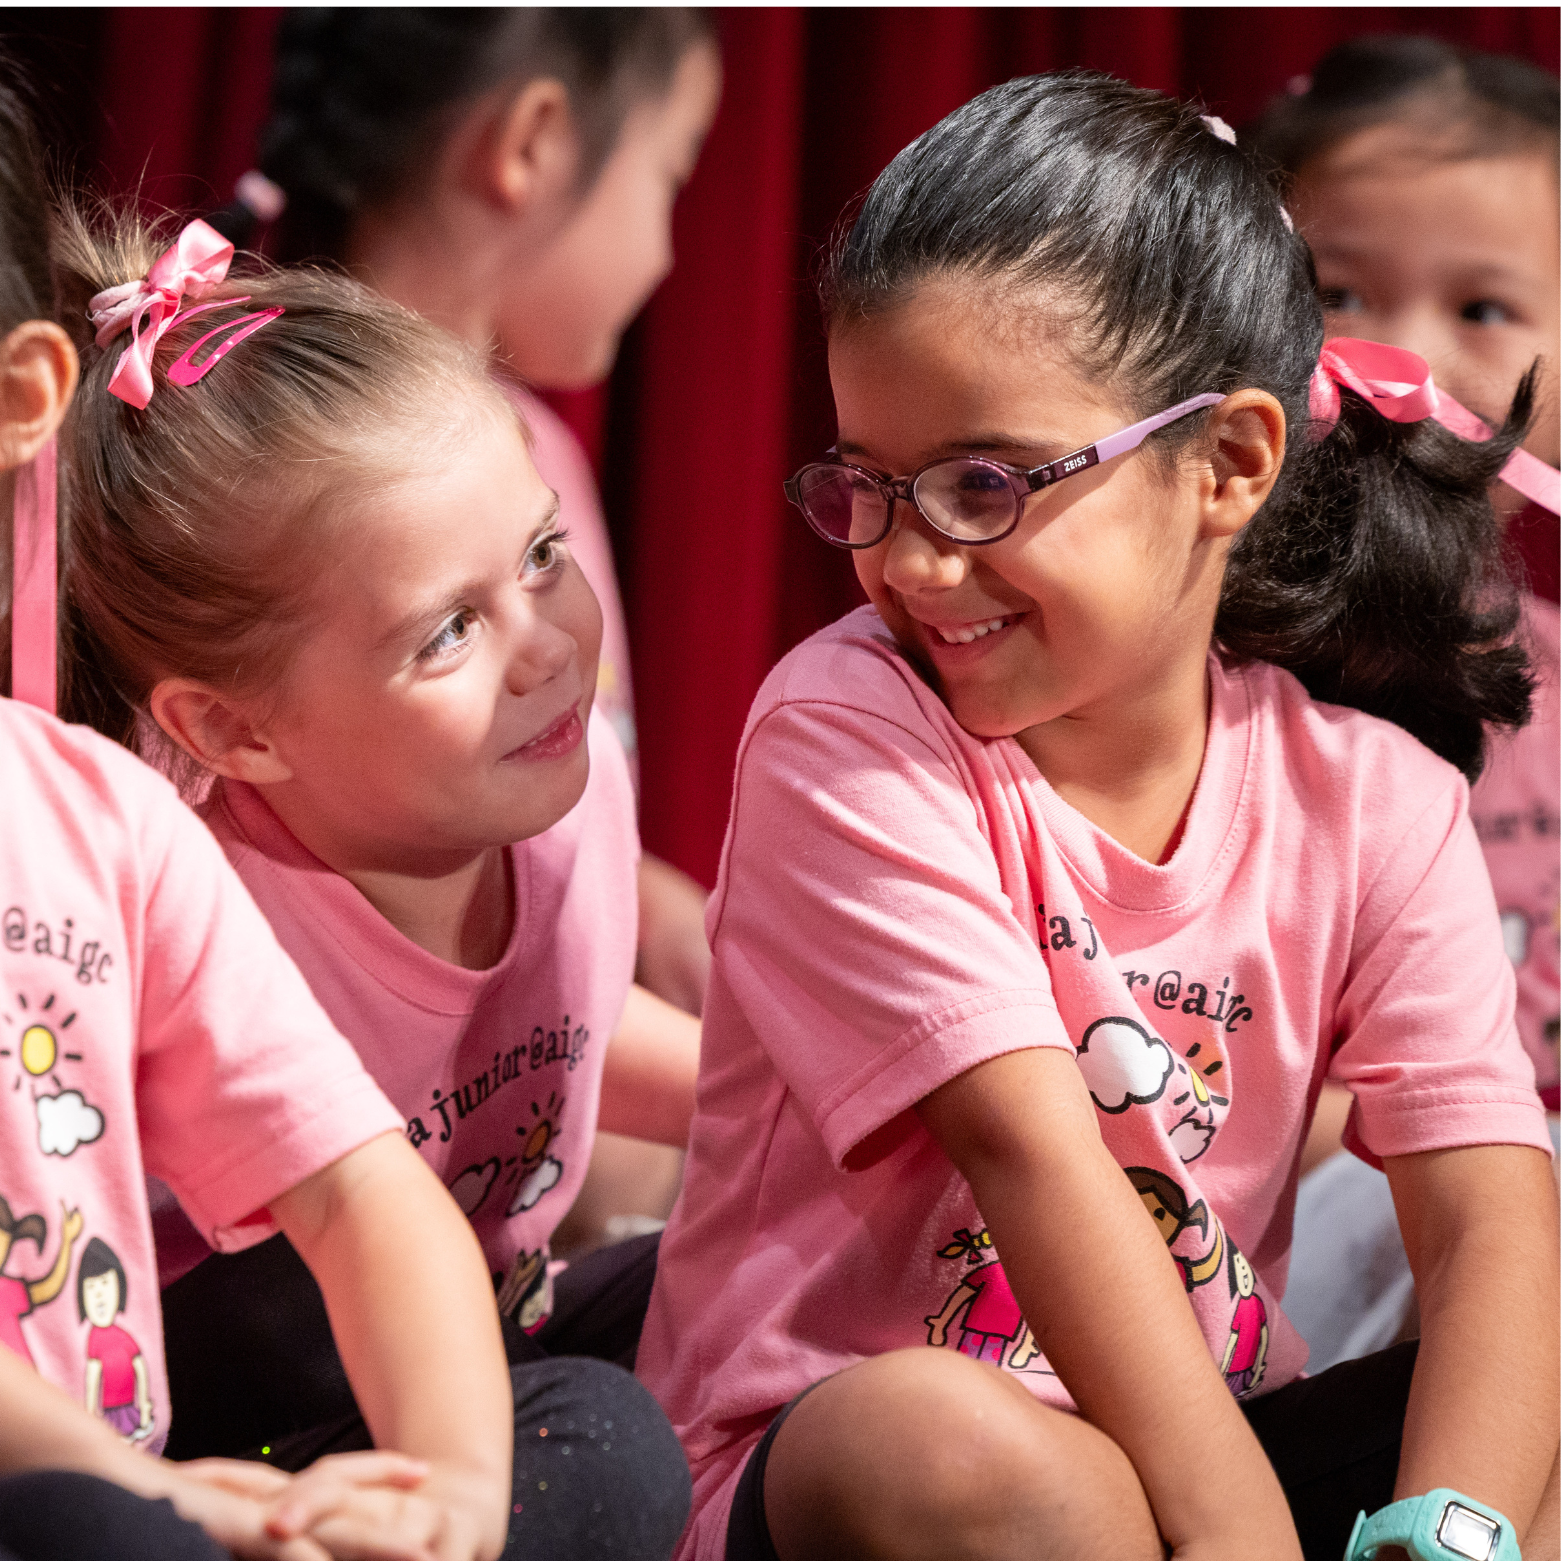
[77,1236,153,1442]
[925,1227,1041,1370]
[1220,1246,1269,1397]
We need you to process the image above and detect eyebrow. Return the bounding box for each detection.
[834,433,1075,466]
[377,492,562,652]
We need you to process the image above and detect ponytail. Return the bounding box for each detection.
[822,71,1538,779]
[1218,370,1535,780]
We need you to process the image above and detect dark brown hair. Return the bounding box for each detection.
[1246,35,1559,182]
[824,71,1533,780]
[225,8,715,260]
[0,67,61,699]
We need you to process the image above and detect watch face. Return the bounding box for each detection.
[1437,1502,1500,1561]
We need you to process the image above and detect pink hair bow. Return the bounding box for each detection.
[86,219,234,409]
[1310,337,1560,515]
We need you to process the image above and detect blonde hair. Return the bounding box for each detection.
[54,204,516,752]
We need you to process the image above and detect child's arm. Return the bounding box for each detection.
[1385,1141,1559,1547]
[266,1131,512,1561]
[596,982,700,1147]
[918,1045,1303,1561]
[0,1337,407,1561]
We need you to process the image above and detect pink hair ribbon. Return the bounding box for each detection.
[1310,336,1559,515]
[10,435,58,712]
[87,218,235,409]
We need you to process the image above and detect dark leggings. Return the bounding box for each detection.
[0,1471,227,1561]
[161,1231,689,1561]
[725,1341,1420,1561]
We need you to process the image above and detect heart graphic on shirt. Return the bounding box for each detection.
[1076,1016,1174,1114]
[449,1158,500,1216]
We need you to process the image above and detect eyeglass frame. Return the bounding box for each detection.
[783,391,1227,550]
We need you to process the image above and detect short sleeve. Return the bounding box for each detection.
[1330,777,1552,1166]
[711,698,1066,1168]
[130,792,404,1248]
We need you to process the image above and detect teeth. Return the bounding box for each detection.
[936,617,1011,645]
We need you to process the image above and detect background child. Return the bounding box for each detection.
[1247,36,1561,1374]
[55,202,692,1560]
[219,6,723,1254]
[636,73,1558,1561]
[0,75,512,1561]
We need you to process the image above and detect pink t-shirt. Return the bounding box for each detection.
[505,384,638,772]
[194,711,639,1328]
[87,1322,140,1408]
[636,607,1550,1560]
[1469,595,1560,1104]
[0,698,402,1453]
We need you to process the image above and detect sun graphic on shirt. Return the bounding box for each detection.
[501,1092,568,1217]
[517,1091,565,1171]
[1167,1039,1231,1166]
[1,991,83,1094]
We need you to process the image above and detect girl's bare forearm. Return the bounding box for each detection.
[918,1048,1300,1556]
[1388,1143,1560,1542]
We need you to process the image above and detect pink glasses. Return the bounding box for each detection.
[785,392,1225,549]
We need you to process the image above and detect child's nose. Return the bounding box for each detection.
[504,615,576,695]
[881,510,971,593]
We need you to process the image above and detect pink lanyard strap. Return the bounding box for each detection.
[1311,337,1559,515]
[10,435,57,712]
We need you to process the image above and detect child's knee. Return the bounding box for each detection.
[508,1357,689,1558]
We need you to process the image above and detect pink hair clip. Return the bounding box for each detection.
[167,304,284,388]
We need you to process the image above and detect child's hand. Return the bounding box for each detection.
[266,1457,504,1561]
[153,1461,333,1561]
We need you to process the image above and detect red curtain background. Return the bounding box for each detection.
[5,7,1557,887]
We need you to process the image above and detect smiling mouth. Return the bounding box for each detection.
[929,614,1022,645]
[505,706,584,761]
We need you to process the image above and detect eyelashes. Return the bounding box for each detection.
[414,527,574,665]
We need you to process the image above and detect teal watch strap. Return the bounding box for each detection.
[1344,1489,1520,1561]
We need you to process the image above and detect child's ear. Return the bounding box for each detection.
[0,321,78,472]
[148,678,294,786]
[473,78,580,217]
[1202,390,1286,539]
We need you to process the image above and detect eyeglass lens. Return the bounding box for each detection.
[798,459,1019,546]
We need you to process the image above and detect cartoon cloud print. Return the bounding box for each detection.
[1076,1016,1174,1114]
[508,1155,562,1215]
[449,1159,500,1217]
[36,1090,104,1158]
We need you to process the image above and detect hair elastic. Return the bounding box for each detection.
[1310,337,1560,513]
[86,218,235,409]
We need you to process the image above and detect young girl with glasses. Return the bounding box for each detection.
[0,77,512,1561]
[53,203,692,1559]
[635,73,1558,1561]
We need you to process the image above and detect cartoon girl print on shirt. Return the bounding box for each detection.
[925,1227,1043,1372]
[0,1195,82,1365]
[1220,1246,1268,1397]
[1127,1167,1227,1291]
[78,1236,153,1442]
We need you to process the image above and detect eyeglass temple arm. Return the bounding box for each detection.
[1024,392,1226,490]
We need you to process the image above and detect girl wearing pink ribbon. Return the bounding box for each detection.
[1251,36,1561,1388]
[50,188,692,1553]
[0,77,514,1561]
[632,73,1558,1561]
